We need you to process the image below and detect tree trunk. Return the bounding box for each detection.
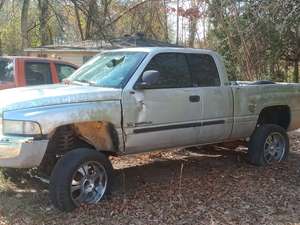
[188,0,198,48]
[85,0,97,40]
[21,0,30,51]
[188,20,197,47]
[176,0,179,45]
[72,0,84,40]
[294,24,300,83]
[269,61,275,80]
[293,59,299,83]
[0,32,2,56]
[0,1,5,55]
[38,0,50,46]
[161,0,169,42]
[0,0,4,10]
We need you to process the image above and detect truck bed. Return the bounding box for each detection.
[230,81,300,140]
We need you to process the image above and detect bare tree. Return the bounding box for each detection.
[176,0,179,44]
[0,0,4,10]
[21,0,30,50]
[38,0,50,45]
[71,0,84,40]
[85,0,97,39]
[188,0,201,47]
[106,0,152,27]
[162,0,169,41]
[0,0,5,55]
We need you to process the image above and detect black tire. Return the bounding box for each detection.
[248,124,289,166]
[49,148,113,212]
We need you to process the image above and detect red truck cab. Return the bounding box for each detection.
[0,57,78,90]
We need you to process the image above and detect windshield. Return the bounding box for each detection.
[68,51,147,88]
[0,58,14,83]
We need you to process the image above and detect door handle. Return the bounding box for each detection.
[189,95,200,102]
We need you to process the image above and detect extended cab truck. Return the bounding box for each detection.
[0,56,78,90]
[0,47,299,212]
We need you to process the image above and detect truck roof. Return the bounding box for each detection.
[107,47,217,55]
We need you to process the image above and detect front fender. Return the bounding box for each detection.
[3,101,122,135]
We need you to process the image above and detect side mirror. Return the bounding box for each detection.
[136,70,160,89]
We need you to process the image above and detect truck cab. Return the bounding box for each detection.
[121,48,233,153]
[0,56,78,90]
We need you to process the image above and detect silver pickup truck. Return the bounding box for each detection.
[0,47,300,211]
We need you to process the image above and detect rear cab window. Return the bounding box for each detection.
[0,58,14,83]
[55,64,77,81]
[25,62,52,85]
[186,54,220,87]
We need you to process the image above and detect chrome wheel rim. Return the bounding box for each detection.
[70,161,107,206]
[263,132,285,164]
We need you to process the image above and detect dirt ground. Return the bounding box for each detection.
[0,131,300,225]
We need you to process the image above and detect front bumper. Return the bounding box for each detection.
[0,135,48,168]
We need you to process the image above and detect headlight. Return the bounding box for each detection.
[3,120,41,136]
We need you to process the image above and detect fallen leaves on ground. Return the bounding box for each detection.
[0,132,300,225]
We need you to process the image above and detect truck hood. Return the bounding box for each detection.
[0,84,122,114]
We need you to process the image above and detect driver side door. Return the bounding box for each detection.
[122,53,203,153]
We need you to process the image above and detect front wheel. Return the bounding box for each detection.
[49,148,113,212]
[248,124,289,166]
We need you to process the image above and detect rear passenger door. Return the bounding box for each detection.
[186,53,233,143]
[25,62,52,86]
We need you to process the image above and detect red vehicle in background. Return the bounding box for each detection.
[0,57,78,90]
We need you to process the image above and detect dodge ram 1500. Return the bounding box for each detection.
[0,47,299,211]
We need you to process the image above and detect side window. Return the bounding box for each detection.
[144,53,192,88]
[0,59,14,82]
[186,54,220,87]
[56,64,76,81]
[25,62,52,85]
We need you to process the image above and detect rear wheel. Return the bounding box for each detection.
[248,124,289,166]
[49,148,113,212]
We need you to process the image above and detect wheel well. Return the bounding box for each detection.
[257,106,290,130]
[39,122,119,174]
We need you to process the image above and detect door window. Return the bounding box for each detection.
[25,62,52,85]
[143,53,192,88]
[56,64,76,81]
[0,59,14,83]
[186,54,220,87]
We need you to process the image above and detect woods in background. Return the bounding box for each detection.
[0,0,299,82]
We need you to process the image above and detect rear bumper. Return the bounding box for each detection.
[0,135,48,168]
